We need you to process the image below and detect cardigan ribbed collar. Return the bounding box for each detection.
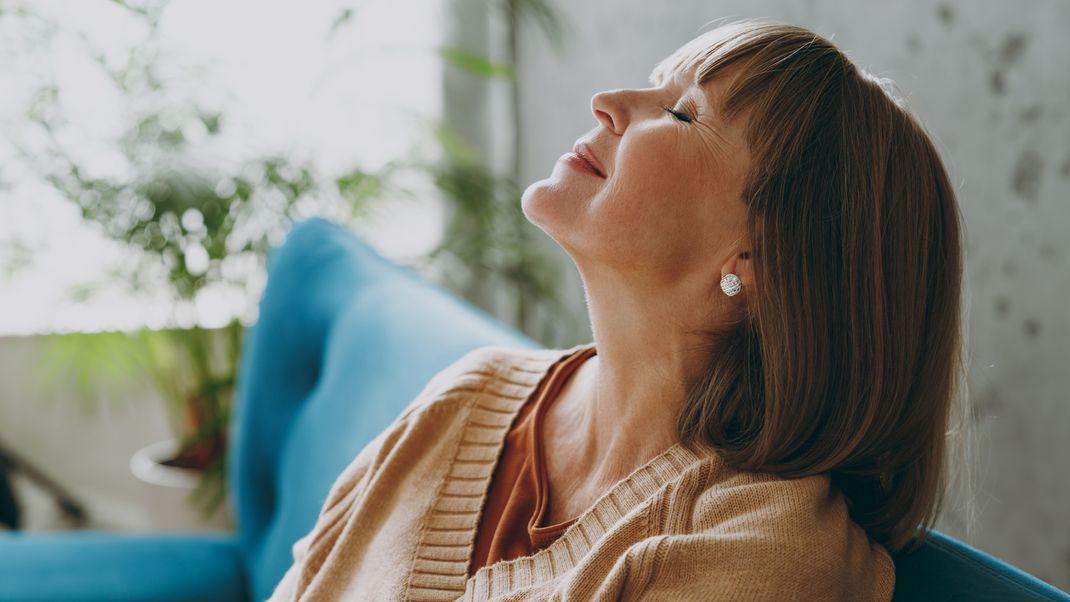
[405,342,723,601]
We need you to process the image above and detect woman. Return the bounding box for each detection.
[269,17,973,601]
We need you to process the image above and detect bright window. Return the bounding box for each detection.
[0,0,446,335]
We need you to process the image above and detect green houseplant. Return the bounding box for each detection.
[7,0,572,523]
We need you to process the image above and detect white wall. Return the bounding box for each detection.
[514,0,1070,590]
[0,334,173,532]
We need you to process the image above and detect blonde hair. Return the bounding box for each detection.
[657,17,977,554]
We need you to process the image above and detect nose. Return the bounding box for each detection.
[590,89,628,135]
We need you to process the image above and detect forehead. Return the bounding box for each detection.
[648,24,743,86]
[648,29,761,108]
[650,57,747,98]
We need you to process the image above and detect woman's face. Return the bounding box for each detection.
[522,61,754,288]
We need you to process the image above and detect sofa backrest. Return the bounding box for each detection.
[229,218,538,601]
[891,528,1070,601]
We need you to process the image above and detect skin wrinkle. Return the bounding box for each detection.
[519,58,758,525]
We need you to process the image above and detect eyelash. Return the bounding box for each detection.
[663,106,693,123]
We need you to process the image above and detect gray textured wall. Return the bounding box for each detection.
[515,0,1070,590]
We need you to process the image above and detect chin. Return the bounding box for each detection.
[523,184,592,260]
[523,168,582,215]
[520,178,555,227]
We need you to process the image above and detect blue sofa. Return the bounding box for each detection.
[0,217,1066,602]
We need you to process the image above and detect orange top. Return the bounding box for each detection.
[468,343,598,575]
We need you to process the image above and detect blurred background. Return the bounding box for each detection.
[0,0,1067,593]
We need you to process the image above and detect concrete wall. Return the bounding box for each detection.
[514,0,1070,591]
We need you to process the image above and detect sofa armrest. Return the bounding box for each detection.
[0,531,249,602]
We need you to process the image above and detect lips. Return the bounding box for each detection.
[572,142,606,178]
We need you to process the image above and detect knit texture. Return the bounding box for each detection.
[267,343,896,601]
[469,342,593,574]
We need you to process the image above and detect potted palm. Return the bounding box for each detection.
[125,323,243,530]
[32,149,324,526]
[11,0,572,529]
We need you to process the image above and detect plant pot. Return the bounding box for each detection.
[129,438,233,532]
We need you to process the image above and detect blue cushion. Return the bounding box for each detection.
[892,529,1069,601]
[229,218,539,600]
[0,532,247,602]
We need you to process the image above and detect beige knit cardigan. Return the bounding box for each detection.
[267,343,895,601]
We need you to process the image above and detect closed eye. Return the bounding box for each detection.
[663,106,693,123]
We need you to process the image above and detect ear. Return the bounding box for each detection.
[722,249,754,296]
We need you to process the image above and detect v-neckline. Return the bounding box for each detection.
[529,343,596,533]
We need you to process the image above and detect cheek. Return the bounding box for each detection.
[616,130,688,197]
[587,131,708,263]
[599,130,704,229]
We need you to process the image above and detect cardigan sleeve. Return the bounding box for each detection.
[614,532,893,602]
[613,473,896,602]
[266,347,493,601]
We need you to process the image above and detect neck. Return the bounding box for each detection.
[557,275,719,489]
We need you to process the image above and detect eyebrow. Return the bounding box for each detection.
[678,77,717,122]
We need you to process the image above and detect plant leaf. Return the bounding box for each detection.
[438,47,515,79]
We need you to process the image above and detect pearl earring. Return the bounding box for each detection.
[720,273,742,296]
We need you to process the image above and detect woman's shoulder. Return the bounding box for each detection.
[669,453,895,598]
[684,458,872,547]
